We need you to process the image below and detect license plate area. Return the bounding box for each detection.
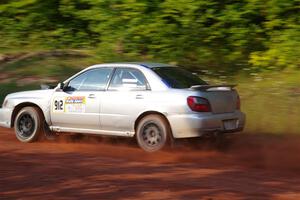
[223,119,239,130]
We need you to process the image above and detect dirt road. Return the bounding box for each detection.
[1,128,300,200]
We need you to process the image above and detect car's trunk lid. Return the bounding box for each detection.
[190,85,238,114]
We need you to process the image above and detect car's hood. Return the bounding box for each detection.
[6,89,55,100]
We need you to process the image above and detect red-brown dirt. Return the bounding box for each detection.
[1,128,300,200]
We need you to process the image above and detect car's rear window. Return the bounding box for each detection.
[152,67,207,89]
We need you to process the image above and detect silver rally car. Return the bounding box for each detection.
[0,63,245,152]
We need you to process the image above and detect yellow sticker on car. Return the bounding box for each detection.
[65,96,86,113]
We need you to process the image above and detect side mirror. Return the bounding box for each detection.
[59,82,65,90]
[56,82,65,91]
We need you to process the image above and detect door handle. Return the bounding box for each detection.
[136,94,144,99]
[88,94,96,99]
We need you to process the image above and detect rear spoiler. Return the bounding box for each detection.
[190,84,237,91]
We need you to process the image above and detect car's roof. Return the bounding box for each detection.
[121,62,175,68]
[90,62,175,69]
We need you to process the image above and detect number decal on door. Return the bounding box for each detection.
[55,100,64,110]
[53,98,65,113]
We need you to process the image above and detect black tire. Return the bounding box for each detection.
[136,114,171,152]
[14,107,43,143]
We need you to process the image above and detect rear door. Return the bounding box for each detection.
[100,67,150,133]
[50,67,114,129]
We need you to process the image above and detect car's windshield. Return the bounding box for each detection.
[152,67,207,89]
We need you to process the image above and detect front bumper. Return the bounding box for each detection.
[0,107,13,128]
[168,111,246,138]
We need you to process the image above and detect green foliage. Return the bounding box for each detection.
[0,82,37,104]
[0,51,97,79]
[0,0,299,70]
[201,69,300,134]
[237,70,300,134]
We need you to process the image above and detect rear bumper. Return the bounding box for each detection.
[168,111,246,138]
[0,107,13,128]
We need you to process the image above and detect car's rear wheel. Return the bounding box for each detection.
[136,114,170,152]
[14,107,43,143]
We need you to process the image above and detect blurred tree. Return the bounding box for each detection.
[249,0,300,70]
[0,0,299,71]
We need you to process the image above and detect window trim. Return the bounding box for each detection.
[105,67,116,91]
[65,67,114,92]
[107,67,151,91]
[152,66,207,89]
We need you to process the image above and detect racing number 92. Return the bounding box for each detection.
[54,100,64,111]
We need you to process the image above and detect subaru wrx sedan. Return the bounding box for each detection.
[0,63,245,152]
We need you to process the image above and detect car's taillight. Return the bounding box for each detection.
[237,95,241,110]
[187,96,211,112]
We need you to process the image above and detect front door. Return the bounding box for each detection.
[50,67,114,130]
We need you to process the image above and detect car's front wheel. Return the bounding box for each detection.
[136,114,171,152]
[14,107,43,143]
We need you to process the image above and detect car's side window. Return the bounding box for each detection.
[108,68,148,91]
[66,68,113,91]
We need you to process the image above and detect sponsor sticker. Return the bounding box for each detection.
[65,96,86,113]
[52,96,86,113]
